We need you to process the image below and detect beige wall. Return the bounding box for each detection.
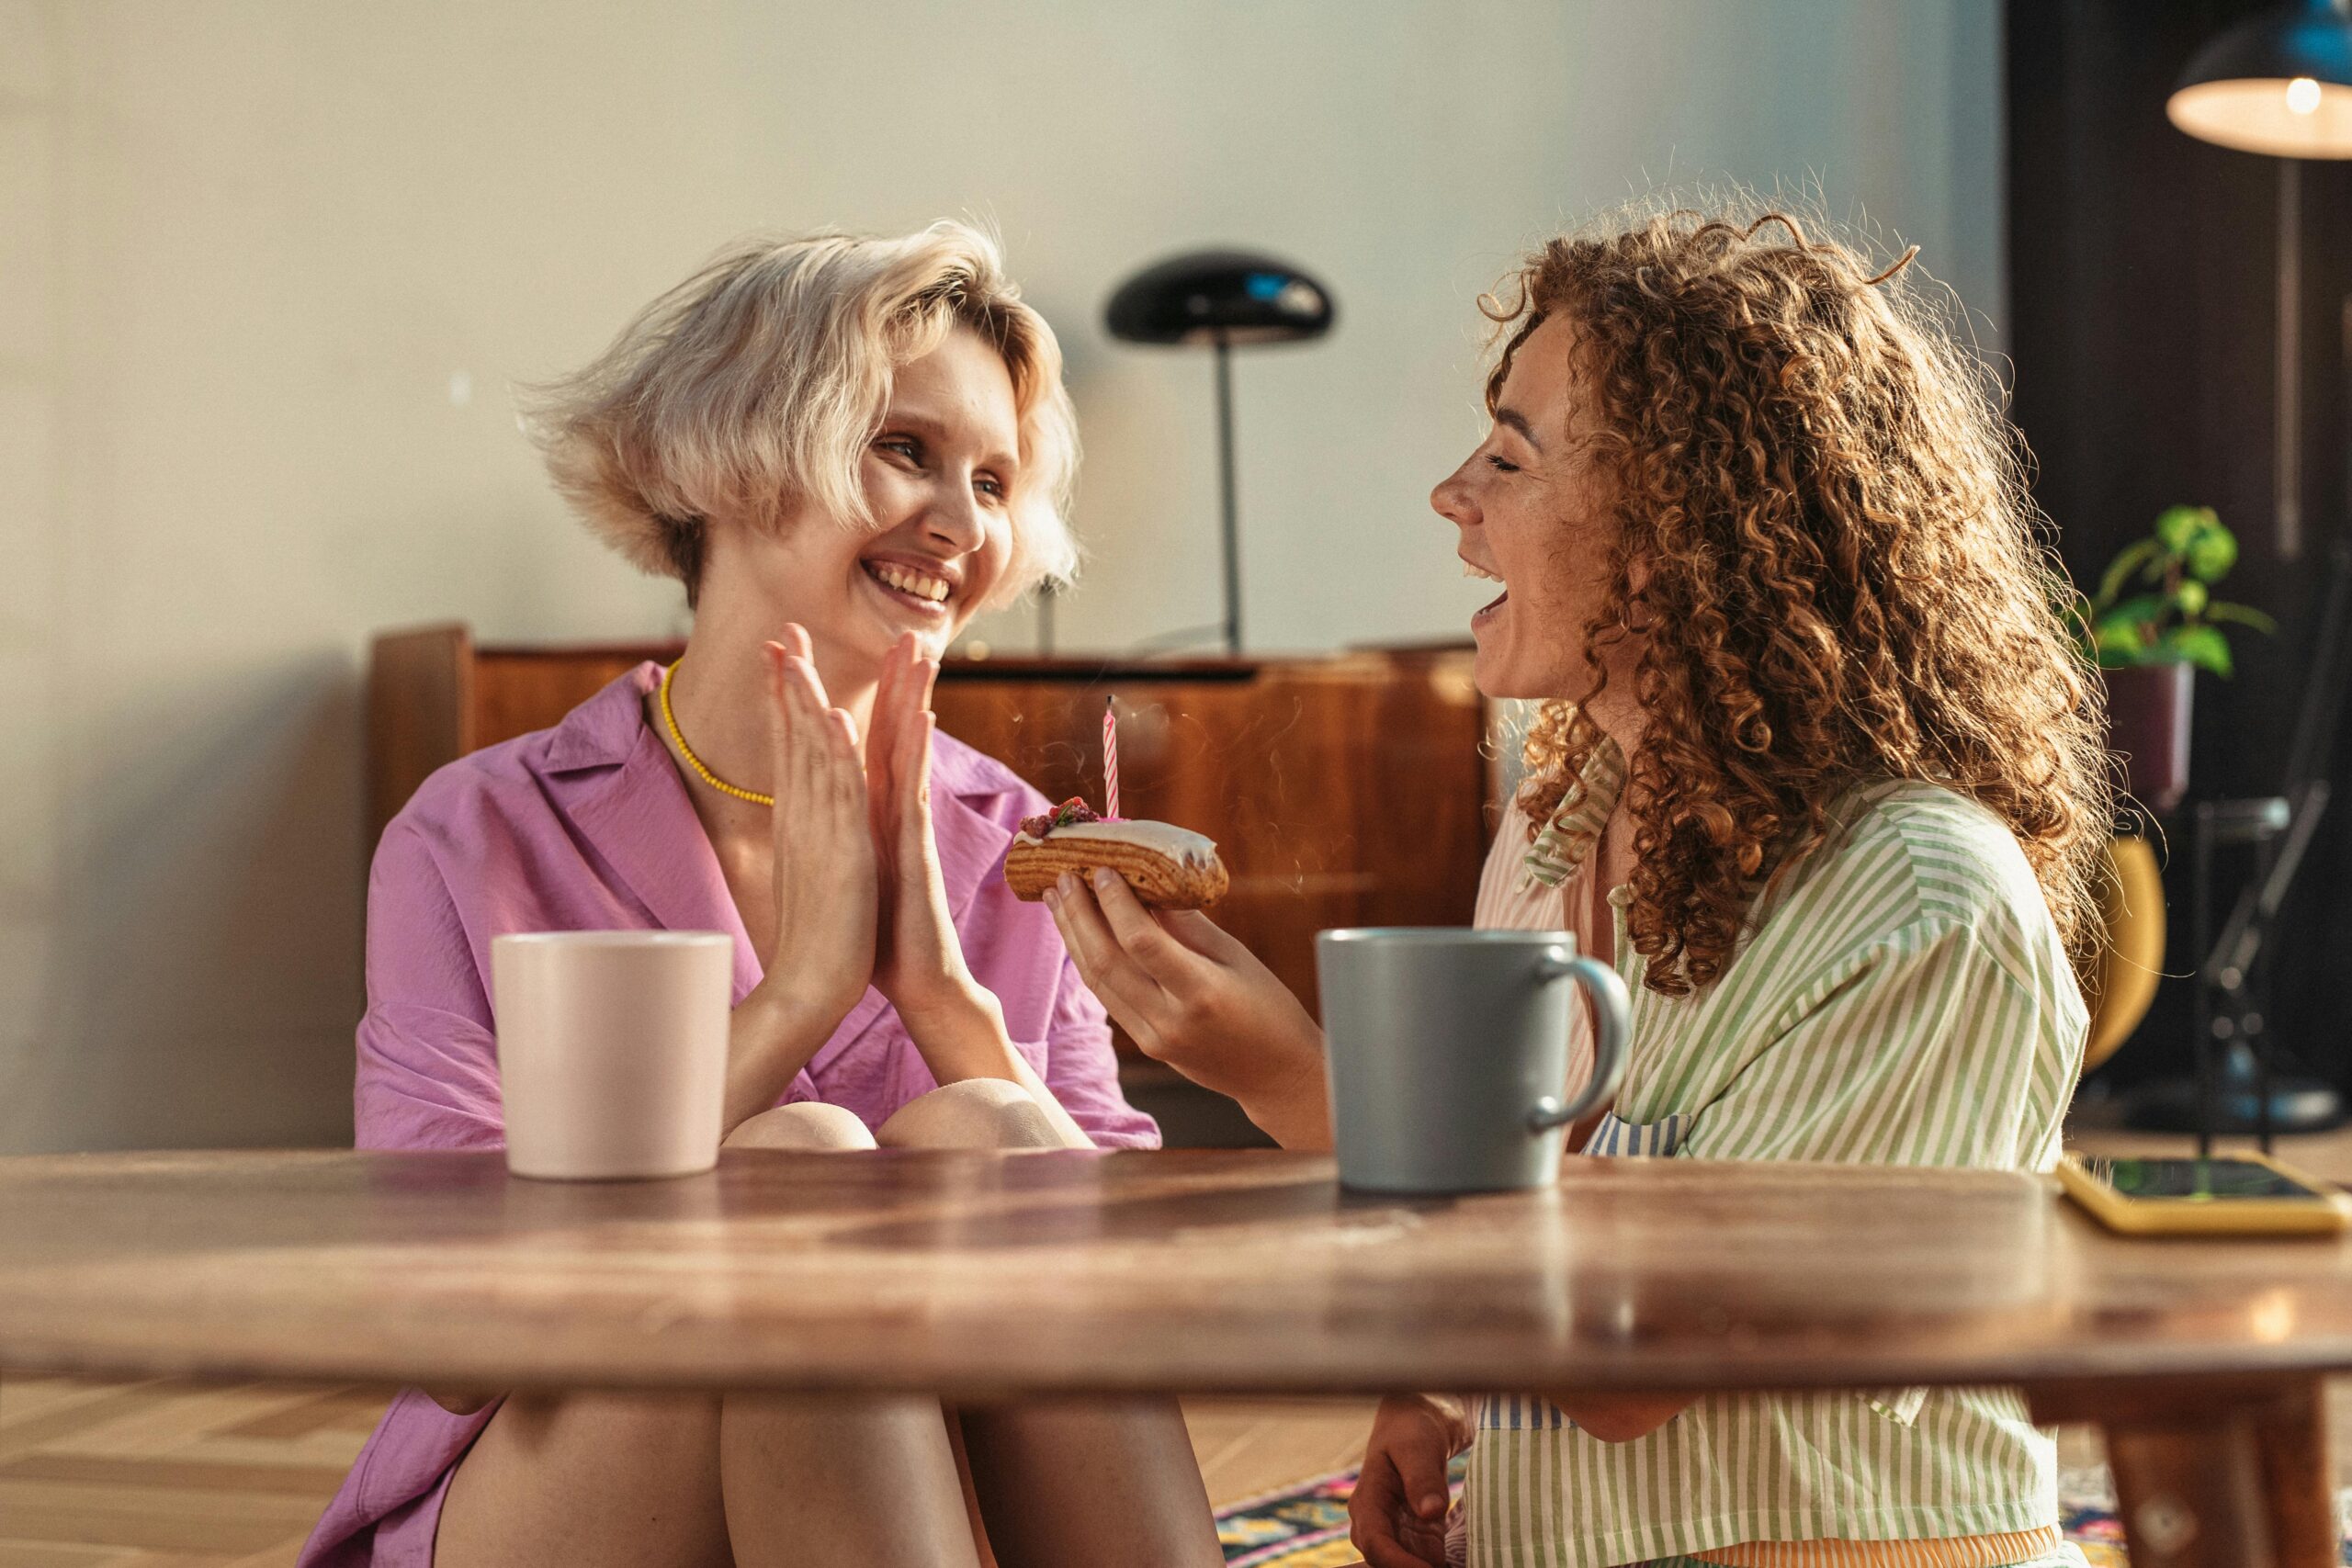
[0,0,2004,1152]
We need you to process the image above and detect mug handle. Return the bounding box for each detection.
[1525,947,1632,1134]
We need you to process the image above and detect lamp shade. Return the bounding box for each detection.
[1104,250,1334,347]
[2169,0,2352,157]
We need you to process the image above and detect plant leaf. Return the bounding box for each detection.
[2203,602,2277,634]
[2186,524,2238,583]
[2156,505,2213,554]
[2093,622,2150,666]
[2162,624,2233,677]
[2097,593,2168,634]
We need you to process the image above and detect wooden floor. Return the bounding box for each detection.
[7,1119,2352,1564]
[0,1376,391,1566]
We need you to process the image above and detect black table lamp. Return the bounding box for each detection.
[2169,0,2352,158]
[1105,250,1334,654]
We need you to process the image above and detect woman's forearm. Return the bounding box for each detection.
[901,983,1095,1148]
[1232,1046,1336,1152]
[722,985,852,1134]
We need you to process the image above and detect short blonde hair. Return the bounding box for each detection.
[527,221,1080,607]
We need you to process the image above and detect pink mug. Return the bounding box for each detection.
[491,931,732,1180]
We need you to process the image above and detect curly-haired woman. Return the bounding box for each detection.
[1047,207,2106,1568]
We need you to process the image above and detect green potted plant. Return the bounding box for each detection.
[2074,505,2273,814]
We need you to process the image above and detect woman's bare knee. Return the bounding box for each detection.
[960,1398,1220,1568]
[720,1394,982,1568]
[438,1393,726,1568]
[876,1078,1061,1150]
[726,1101,878,1151]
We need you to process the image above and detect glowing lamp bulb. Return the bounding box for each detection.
[2288,75,2323,115]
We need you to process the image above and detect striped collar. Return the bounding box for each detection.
[1521,731,1627,889]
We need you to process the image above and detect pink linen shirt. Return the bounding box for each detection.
[300,662,1156,1567]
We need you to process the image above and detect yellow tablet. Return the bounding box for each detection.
[2057,1150,2352,1236]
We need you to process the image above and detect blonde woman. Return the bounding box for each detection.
[1050,207,2104,1568]
[301,225,1219,1568]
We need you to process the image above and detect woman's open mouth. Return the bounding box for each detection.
[861,558,956,616]
[1464,558,1508,629]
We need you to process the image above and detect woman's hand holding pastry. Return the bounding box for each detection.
[1046,871,1332,1150]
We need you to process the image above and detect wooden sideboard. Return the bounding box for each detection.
[368,625,1500,1141]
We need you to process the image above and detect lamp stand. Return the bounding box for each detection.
[1213,333,1242,655]
[2278,160,2304,559]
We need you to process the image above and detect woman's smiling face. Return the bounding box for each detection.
[1430,313,1622,700]
[712,324,1020,669]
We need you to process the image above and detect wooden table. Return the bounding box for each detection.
[4,1150,2347,1568]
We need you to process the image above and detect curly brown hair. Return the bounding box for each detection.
[1494,205,2109,996]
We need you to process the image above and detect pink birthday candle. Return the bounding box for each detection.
[1102,695,1120,819]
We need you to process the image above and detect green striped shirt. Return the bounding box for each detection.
[1469,778,2086,1568]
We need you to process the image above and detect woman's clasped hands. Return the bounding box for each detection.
[749,625,997,1065]
[732,622,1091,1148]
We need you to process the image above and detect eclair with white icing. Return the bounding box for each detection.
[1004,798,1229,909]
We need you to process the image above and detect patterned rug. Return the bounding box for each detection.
[1210,1464,2351,1567]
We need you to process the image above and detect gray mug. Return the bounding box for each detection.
[1317,928,1631,1193]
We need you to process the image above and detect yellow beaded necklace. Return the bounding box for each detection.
[658,660,773,807]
